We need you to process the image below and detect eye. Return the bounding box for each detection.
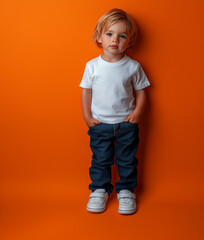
[106,32,112,36]
[120,35,127,39]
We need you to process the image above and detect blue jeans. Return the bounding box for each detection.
[88,122,139,195]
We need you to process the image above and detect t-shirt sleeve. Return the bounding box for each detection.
[79,63,93,89]
[132,63,150,90]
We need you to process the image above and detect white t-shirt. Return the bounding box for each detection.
[80,55,150,124]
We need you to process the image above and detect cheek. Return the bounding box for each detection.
[121,40,129,48]
[101,38,109,46]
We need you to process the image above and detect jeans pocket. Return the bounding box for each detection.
[89,123,100,129]
[126,121,138,127]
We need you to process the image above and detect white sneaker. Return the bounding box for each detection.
[87,189,108,213]
[117,190,137,215]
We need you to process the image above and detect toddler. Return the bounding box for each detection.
[80,8,150,214]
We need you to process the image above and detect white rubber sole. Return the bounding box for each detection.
[87,206,106,213]
[118,207,137,215]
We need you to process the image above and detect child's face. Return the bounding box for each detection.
[98,20,130,59]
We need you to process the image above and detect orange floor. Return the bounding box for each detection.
[1,180,203,240]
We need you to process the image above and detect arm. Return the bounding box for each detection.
[125,89,146,123]
[81,88,100,127]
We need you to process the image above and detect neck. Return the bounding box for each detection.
[101,53,125,62]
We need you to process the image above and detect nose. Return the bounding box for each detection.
[112,36,119,43]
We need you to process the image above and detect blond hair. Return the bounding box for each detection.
[93,8,137,49]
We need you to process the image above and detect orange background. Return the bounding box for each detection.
[1,0,204,239]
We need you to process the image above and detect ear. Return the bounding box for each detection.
[97,36,102,44]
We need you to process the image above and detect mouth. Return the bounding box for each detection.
[110,45,118,49]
